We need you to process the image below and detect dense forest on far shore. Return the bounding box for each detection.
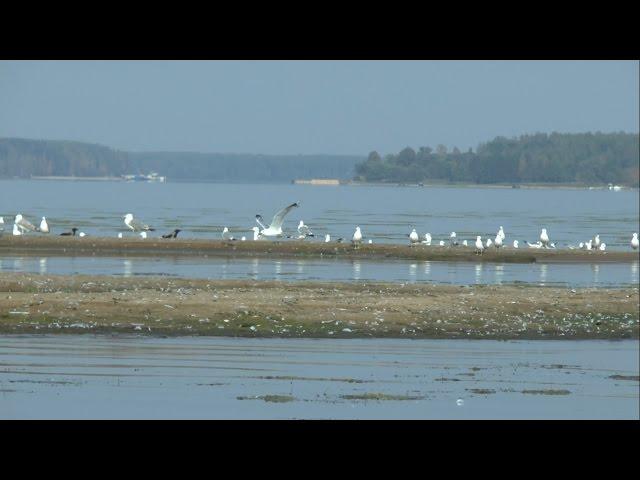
[0,138,362,182]
[2,133,638,186]
[355,132,639,187]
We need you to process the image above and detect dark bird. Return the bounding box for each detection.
[60,228,78,236]
[162,229,181,239]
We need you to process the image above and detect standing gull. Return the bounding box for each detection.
[297,221,314,239]
[324,234,331,243]
[475,236,484,255]
[352,226,363,248]
[632,233,639,250]
[39,217,50,233]
[124,213,155,232]
[222,227,236,241]
[450,232,458,246]
[12,224,22,236]
[593,234,601,250]
[14,214,37,234]
[255,202,299,238]
[409,228,419,245]
[494,234,503,249]
[540,228,550,248]
[422,233,432,245]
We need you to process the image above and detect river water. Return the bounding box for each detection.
[0,335,637,419]
[1,179,638,249]
[1,255,638,287]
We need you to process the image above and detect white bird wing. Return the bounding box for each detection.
[17,217,37,231]
[269,203,299,230]
[130,217,152,231]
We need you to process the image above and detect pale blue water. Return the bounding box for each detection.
[0,336,637,419]
[1,255,638,287]
[1,179,638,249]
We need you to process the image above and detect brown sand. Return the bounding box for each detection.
[0,272,637,339]
[1,235,638,263]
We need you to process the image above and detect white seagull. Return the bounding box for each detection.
[255,202,299,238]
[450,231,458,246]
[222,227,236,241]
[439,240,445,246]
[12,223,22,236]
[462,240,468,247]
[324,234,331,243]
[632,233,639,250]
[139,231,147,239]
[14,214,37,234]
[352,226,363,247]
[513,240,519,249]
[409,228,419,245]
[422,233,432,245]
[297,220,314,239]
[599,243,606,251]
[124,213,155,232]
[540,228,550,248]
[494,234,503,249]
[525,240,543,249]
[252,226,261,241]
[485,238,493,248]
[39,217,50,233]
[497,226,505,241]
[593,234,601,250]
[475,236,484,255]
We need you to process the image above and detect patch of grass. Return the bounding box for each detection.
[236,394,296,403]
[340,392,423,401]
[608,375,639,381]
[467,388,496,394]
[255,375,370,383]
[521,389,571,395]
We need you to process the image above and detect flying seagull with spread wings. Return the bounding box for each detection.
[255,202,299,238]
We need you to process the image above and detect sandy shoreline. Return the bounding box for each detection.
[1,235,637,264]
[0,272,637,339]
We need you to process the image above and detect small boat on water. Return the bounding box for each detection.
[122,172,166,183]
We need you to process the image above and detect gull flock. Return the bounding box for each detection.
[1,206,638,252]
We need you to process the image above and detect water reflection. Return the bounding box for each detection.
[250,258,260,278]
[274,261,282,279]
[632,262,638,284]
[423,261,431,277]
[39,258,47,275]
[474,263,483,284]
[409,263,417,281]
[123,259,132,277]
[352,261,361,280]
[494,264,504,284]
[591,264,600,284]
[539,264,548,285]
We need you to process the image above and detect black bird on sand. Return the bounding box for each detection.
[162,229,181,239]
[60,228,78,236]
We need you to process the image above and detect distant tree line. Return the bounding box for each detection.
[0,138,130,177]
[355,132,639,186]
[0,138,362,182]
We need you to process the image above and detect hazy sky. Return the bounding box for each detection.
[0,60,637,155]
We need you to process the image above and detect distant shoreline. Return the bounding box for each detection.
[1,176,637,191]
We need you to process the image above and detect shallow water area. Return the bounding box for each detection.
[1,255,638,287]
[0,335,637,419]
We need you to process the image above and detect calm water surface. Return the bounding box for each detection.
[0,335,637,419]
[1,180,638,249]
[1,255,638,287]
